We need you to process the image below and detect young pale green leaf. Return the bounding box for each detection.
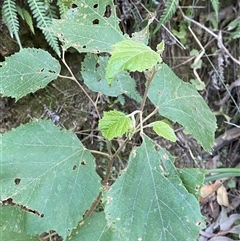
[67,212,121,241]
[148,63,217,152]
[105,39,162,83]
[152,120,177,142]
[48,0,125,53]
[0,206,39,241]
[156,40,165,54]
[99,110,131,140]
[1,119,101,239]
[81,53,142,103]
[104,135,205,241]
[0,48,61,100]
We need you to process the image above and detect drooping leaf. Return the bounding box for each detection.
[48,0,125,53]
[148,63,216,152]
[0,48,61,100]
[152,120,177,142]
[81,53,142,103]
[106,39,162,83]
[67,212,122,241]
[104,135,205,241]
[99,110,131,140]
[1,119,101,239]
[0,205,39,241]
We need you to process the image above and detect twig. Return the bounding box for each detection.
[60,49,101,119]
[84,192,102,217]
[179,8,240,66]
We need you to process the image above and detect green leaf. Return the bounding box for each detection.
[1,119,101,239]
[104,135,205,241]
[178,168,206,199]
[153,120,177,142]
[99,110,131,140]
[0,48,61,100]
[106,39,161,83]
[22,8,35,34]
[48,0,125,53]
[81,53,142,103]
[148,63,217,152]
[0,205,39,240]
[156,40,165,54]
[67,212,122,241]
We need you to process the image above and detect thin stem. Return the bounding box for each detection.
[60,49,101,119]
[136,107,159,130]
[179,8,240,66]
[101,137,130,186]
[84,192,102,217]
[139,68,156,112]
[135,67,157,128]
[89,149,111,159]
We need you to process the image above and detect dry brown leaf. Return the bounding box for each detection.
[200,180,223,199]
[217,185,229,207]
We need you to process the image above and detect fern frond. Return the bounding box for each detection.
[57,0,73,17]
[228,17,240,39]
[210,0,219,22]
[153,0,179,34]
[2,0,22,48]
[27,0,61,56]
[44,0,59,19]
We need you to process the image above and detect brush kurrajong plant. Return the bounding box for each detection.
[0,1,218,240]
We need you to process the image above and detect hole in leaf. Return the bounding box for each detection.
[104,5,111,18]
[73,165,77,170]
[83,45,86,49]
[40,213,44,218]
[81,160,86,165]
[196,221,202,226]
[93,4,98,8]
[92,19,99,25]
[14,178,21,185]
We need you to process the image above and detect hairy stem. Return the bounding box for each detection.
[136,66,157,128]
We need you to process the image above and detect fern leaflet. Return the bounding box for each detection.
[153,0,179,34]
[2,0,22,48]
[27,0,60,56]
[210,0,219,22]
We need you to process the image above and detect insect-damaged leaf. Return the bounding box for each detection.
[104,135,205,241]
[48,0,125,53]
[1,119,101,239]
[0,48,60,100]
